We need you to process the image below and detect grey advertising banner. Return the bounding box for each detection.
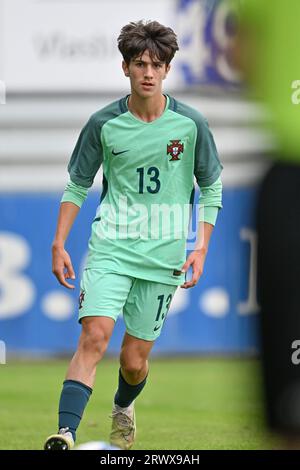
[0,0,241,92]
[0,0,178,92]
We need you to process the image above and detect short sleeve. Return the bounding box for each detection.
[194,118,223,187]
[68,115,103,188]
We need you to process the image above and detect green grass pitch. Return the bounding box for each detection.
[0,357,280,450]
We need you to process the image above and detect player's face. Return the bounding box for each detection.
[122,50,170,98]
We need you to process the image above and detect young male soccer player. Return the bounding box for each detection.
[44,20,223,450]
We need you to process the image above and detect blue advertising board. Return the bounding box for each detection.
[0,185,260,356]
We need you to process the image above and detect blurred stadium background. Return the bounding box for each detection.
[0,0,278,450]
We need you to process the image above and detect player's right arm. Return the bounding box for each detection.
[52,202,80,289]
[52,113,103,288]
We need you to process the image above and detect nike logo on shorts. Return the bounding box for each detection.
[112,149,129,156]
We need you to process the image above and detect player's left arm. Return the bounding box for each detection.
[180,178,222,289]
[181,115,223,289]
[180,222,213,289]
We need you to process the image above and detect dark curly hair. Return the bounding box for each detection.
[118,20,179,66]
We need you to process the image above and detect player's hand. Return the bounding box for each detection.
[180,248,207,289]
[52,243,76,289]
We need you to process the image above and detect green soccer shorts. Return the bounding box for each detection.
[78,269,178,341]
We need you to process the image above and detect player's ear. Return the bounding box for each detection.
[122,60,130,77]
[163,63,171,80]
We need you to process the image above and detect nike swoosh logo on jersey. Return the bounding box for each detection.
[153,325,161,332]
[112,149,130,156]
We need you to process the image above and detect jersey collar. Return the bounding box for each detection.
[119,94,171,123]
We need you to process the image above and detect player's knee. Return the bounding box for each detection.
[80,324,109,359]
[120,355,146,379]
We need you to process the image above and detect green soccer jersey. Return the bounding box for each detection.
[67,94,223,285]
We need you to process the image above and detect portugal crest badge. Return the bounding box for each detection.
[167,140,184,161]
[79,290,85,309]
